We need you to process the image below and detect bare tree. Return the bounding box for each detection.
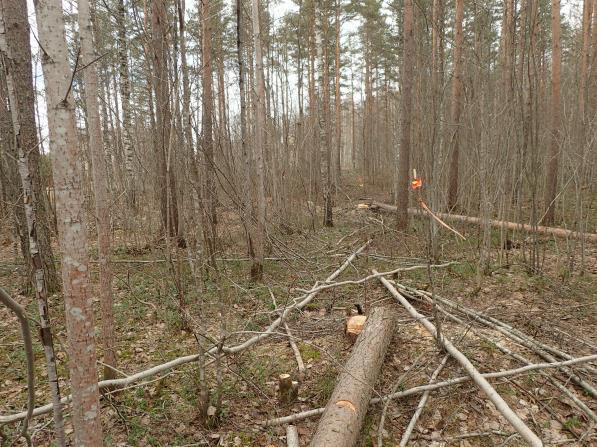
[396,0,414,230]
[78,0,118,381]
[152,0,179,239]
[544,0,561,225]
[447,0,464,211]
[250,0,267,281]
[201,0,218,266]
[33,0,103,442]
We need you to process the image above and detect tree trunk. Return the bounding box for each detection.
[321,6,333,227]
[579,0,592,123]
[250,0,266,281]
[395,0,414,230]
[0,60,29,271]
[152,0,179,239]
[117,0,135,206]
[0,0,57,292]
[447,0,464,211]
[201,0,218,267]
[33,0,103,442]
[0,3,66,441]
[78,0,118,381]
[236,0,255,266]
[309,307,396,447]
[334,0,341,186]
[543,0,561,225]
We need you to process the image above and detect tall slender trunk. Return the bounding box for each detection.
[321,7,333,227]
[578,0,591,123]
[152,0,179,239]
[236,0,254,263]
[543,0,561,225]
[0,2,65,441]
[0,72,29,261]
[117,0,135,205]
[591,0,597,119]
[78,0,118,381]
[33,0,103,442]
[334,0,341,185]
[250,0,266,280]
[201,0,217,264]
[0,0,57,293]
[396,0,414,230]
[447,0,464,211]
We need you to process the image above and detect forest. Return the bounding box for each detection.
[0,0,596,445]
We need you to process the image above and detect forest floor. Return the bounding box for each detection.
[1,176,596,446]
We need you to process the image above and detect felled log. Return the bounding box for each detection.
[376,271,543,447]
[309,307,396,447]
[361,201,597,243]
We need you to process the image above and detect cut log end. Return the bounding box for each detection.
[345,315,367,342]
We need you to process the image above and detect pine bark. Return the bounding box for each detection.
[33,0,103,442]
[396,0,414,230]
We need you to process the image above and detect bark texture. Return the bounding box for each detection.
[250,0,266,280]
[543,0,561,225]
[78,0,118,381]
[0,1,65,443]
[395,0,414,230]
[309,307,396,447]
[33,0,103,443]
[447,0,464,211]
[0,0,57,292]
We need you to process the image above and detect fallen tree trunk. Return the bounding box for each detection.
[309,307,397,447]
[363,201,597,243]
[376,271,543,447]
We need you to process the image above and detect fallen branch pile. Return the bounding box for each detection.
[376,272,543,446]
[361,200,597,243]
[263,266,596,446]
